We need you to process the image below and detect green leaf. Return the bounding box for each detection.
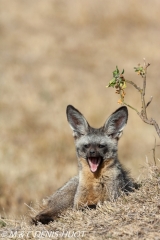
[134,66,143,72]
[116,66,119,74]
[109,78,116,84]
[113,66,120,77]
[106,78,116,88]
[113,70,117,77]
[121,69,124,74]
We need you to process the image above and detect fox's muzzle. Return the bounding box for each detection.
[89,148,97,157]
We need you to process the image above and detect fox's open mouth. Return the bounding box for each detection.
[87,157,102,173]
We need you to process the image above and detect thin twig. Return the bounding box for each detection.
[146,96,153,108]
[123,102,139,114]
[125,60,160,138]
[24,203,37,213]
[150,119,160,137]
[141,58,147,118]
[152,137,156,166]
[137,114,160,138]
[125,80,142,93]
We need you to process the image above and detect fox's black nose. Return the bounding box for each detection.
[90,148,96,156]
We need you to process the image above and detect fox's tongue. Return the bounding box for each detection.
[88,157,101,173]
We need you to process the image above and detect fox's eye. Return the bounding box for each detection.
[99,144,105,148]
[84,144,90,148]
[108,134,113,138]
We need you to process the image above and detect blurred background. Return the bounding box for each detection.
[0,0,160,218]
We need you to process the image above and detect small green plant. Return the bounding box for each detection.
[106,59,160,138]
[107,66,126,104]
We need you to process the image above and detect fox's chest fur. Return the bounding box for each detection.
[74,158,122,208]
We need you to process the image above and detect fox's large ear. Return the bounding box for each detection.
[104,106,128,140]
[66,105,89,138]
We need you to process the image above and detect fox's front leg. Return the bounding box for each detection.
[73,185,84,209]
[73,184,101,209]
[33,176,79,224]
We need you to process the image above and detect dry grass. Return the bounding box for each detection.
[0,164,159,239]
[0,0,160,236]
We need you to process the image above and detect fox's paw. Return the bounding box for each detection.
[31,209,54,225]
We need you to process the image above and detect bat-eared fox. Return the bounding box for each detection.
[33,105,137,224]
